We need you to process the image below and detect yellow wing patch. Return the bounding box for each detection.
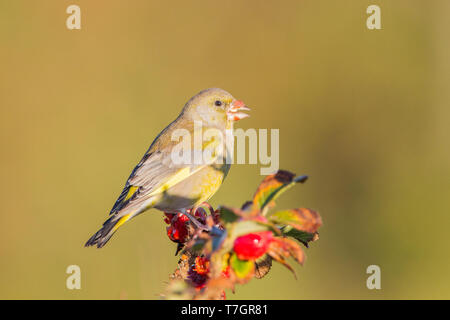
[124,186,139,201]
[148,166,202,197]
[112,213,133,232]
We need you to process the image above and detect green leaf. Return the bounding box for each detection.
[230,253,254,279]
[231,220,269,239]
[269,208,322,233]
[252,170,308,214]
[283,228,318,247]
[218,206,240,224]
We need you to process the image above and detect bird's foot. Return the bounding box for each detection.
[181,210,210,232]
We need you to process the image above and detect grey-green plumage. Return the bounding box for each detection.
[85,88,249,248]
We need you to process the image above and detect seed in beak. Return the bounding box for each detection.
[228,100,250,121]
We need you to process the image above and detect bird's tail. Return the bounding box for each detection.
[85,213,133,248]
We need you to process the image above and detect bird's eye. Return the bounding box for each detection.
[214,100,222,107]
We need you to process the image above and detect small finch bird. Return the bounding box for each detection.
[85,88,250,248]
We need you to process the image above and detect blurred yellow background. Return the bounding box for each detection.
[1,0,449,299]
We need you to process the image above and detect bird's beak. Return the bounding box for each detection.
[227,100,250,121]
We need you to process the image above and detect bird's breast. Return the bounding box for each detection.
[153,163,230,212]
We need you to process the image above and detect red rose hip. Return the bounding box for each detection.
[166,213,189,243]
[233,231,273,260]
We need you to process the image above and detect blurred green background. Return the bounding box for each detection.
[1,0,449,299]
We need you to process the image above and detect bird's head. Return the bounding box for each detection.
[183,88,250,128]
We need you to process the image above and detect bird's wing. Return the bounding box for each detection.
[108,120,222,217]
[109,149,207,216]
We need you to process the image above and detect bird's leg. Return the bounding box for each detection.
[180,208,209,231]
